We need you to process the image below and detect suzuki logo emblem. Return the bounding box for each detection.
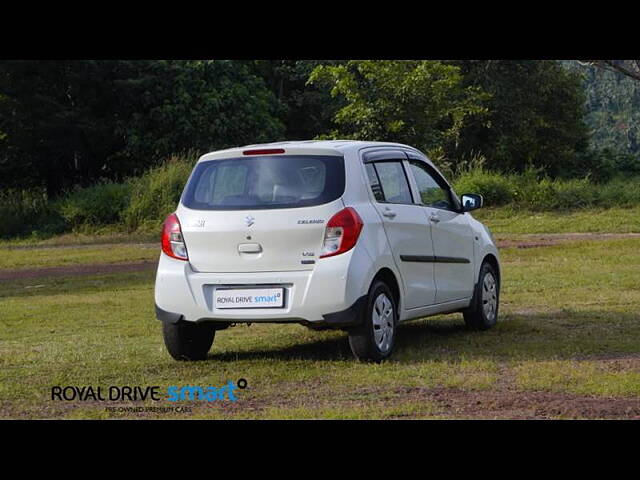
[245,215,255,227]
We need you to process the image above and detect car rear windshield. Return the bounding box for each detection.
[181,155,345,210]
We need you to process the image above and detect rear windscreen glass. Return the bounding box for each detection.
[181,155,345,210]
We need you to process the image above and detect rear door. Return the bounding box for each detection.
[363,150,436,309]
[177,154,345,273]
[405,153,475,303]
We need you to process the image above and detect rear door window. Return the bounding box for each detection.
[365,164,385,202]
[369,161,413,204]
[182,155,344,210]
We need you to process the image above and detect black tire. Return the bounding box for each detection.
[162,320,216,361]
[348,281,398,363]
[463,261,500,331]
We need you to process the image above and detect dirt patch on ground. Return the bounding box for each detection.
[4,242,157,251]
[0,260,157,282]
[496,233,640,249]
[194,375,640,420]
[7,386,640,419]
[2,233,638,281]
[394,386,640,419]
[214,382,640,420]
[575,353,640,373]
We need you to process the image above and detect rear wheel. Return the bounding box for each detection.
[162,320,216,361]
[348,281,397,362]
[463,261,499,330]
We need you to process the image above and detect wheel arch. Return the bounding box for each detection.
[481,253,500,285]
[371,267,401,312]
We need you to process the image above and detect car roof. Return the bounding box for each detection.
[241,140,415,150]
[198,140,424,162]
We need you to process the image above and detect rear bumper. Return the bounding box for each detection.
[154,249,367,326]
[155,296,366,329]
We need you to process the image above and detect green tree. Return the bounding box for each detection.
[0,60,285,196]
[250,60,346,140]
[112,60,284,174]
[308,60,488,160]
[0,61,120,195]
[564,60,640,156]
[578,60,640,83]
[452,60,589,175]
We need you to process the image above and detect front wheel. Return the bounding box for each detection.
[463,261,499,330]
[348,281,397,362]
[162,320,216,361]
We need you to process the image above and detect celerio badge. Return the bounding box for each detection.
[297,219,324,224]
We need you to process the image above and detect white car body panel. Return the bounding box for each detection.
[178,199,343,273]
[372,201,437,309]
[426,207,476,303]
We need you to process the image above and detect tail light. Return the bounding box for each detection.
[320,207,364,258]
[161,213,188,261]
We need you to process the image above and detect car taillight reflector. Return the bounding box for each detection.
[320,207,364,258]
[161,213,188,261]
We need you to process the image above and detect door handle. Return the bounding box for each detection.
[382,207,396,219]
[429,214,440,223]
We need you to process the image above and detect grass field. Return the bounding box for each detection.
[0,243,158,270]
[1,207,639,419]
[473,206,640,234]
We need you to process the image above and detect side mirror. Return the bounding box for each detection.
[461,193,483,212]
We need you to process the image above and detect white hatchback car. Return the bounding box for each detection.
[155,140,500,362]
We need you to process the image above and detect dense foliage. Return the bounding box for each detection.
[122,154,197,232]
[564,61,640,156]
[1,59,639,239]
[0,59,621,196]
[451,60,590,176]
[0,60,284,196]
[2,152,639,240]
[308,60,488,158]
[249,60,345,140]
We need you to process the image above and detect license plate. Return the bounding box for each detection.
[214,288,284,309]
